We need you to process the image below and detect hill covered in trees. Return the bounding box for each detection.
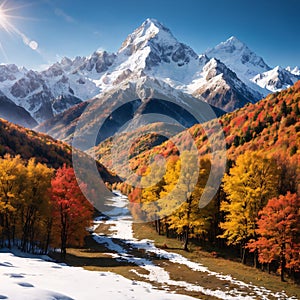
[109,81,299,281]
[0,117,119,183]
[128,80,299,170]
[0,118,119,256]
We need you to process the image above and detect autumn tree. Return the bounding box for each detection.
[163,153,211,251]
[140,158,166,234]
[0,155,25,248]
[273,153,299,195]
[50,165,93,259]
[19,159,53,252]
[220,151,279,264]
[247,193,300,281]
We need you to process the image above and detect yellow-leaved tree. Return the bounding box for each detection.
[20,159,53,252]
[164,152,212,251]
[0,154,25,248]
[220,151,279,264]
[140,158,167,234]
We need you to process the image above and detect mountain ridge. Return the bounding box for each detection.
[0,19,299,127]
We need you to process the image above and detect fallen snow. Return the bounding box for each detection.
[0,249,195,300]
[1,192,296,300]
[92,191,297,300]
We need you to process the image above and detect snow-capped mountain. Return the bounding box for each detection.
[94,19,260,109]
[0,18,298,128]
[190,58,259,111]
[115,18,200,83]
[0,64,89,123]
[286,66,300,76]
[251,66,300,92]
[205,36,299,96]
[206,36,271,81]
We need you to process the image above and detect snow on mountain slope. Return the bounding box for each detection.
[94,19,260,109]
[0,50,116,124]
[0,19,298,127]
[205,36,300,97]
[251,66,300,92]
[188,58,260,111]
[0,63,92,123]
[286,66,300,76]
[38,76,223,149]
[205,36,270,81]
[94,18,202,91]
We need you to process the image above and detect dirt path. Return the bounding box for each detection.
[59,192,297,300]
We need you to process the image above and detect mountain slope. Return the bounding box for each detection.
[0,19,298,127]
[252,66,300,92]
[206,36,271,81]
[0,117,119,184]
[85,19,261,111]
[205,36,300,97]
[36,76,224,148]
[0,91,38,128]
[190,58,259,111]
[101,81,300,176]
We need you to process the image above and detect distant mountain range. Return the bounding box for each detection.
[0,18,299,128]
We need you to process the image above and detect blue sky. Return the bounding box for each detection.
[0,0,299,70]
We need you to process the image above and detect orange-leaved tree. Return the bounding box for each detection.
[50,165,93,259]
[247,192,300,281]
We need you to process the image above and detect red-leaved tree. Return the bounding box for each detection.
[247,192,300,281]
[50,165,93,259]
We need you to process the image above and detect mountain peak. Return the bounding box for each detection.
[274,65,283,72]
[286,66,300,76]
[139,18,174,36]
[206,36,271,82]
[142,18,166,29]
[215,36,248,52]
[118,18,177,54]
[226,36,245,45]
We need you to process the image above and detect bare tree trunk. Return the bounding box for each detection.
[280,243,286,282]
[183,226,189,251]
[44,218,52,254]
[165,221,169,238]
[241,246,247,265]
[60,209,68,260]
[4,210,11,249]
[254,249,259,268]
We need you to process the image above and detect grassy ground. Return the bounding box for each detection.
[133,222,300,299]
[49,220,300,299]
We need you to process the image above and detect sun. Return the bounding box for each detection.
[0,1,39,56]
[0,5,11,31]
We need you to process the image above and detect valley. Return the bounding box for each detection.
[1,192,298,299]
[0,9,299,300]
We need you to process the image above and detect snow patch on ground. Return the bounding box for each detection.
[0,250,195,300]
[92,191,297,300]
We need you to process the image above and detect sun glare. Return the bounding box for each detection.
[0,1,39,54]
[0,6,9,30]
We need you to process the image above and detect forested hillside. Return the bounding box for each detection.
[111,81,300,281]
[0,118,119,255]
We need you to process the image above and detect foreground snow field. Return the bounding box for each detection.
[0,192,296,300]
[0,251,195,300]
